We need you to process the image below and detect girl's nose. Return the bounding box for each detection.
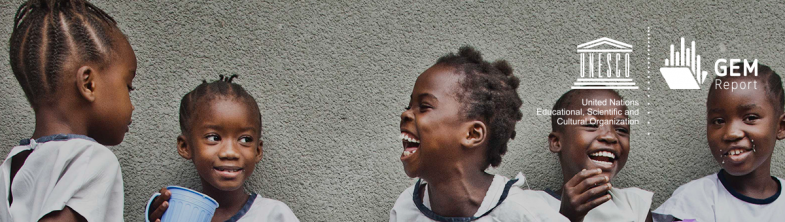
[597,125,618,144]
[218,142,241,160]
[400,109,414,124]
[722,123,745,142]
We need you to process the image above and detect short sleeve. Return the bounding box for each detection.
[45,141,124,222]
[264,201,300,222]
[653,178,715,222]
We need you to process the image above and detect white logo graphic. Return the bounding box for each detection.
[660,37,708,89]
[573,37,637,89]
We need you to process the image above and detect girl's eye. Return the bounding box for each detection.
[404,106,411,111]
[583,123,599,128]
[711,118,725,125]
[239,136,253,143]
[206,135,221,142]
[743,115,760,122]
[616,127,629,134]
[418,104,432,112]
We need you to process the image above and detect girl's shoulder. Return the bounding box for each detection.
[241,194,299,222]
[20,135,119,168]
[652,173,719,221]
[672,173,721,196]
[252,196,294,210]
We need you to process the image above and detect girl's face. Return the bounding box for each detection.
[707,79,785,176]
[179,98,263,191]
[554,91,630,181]
[90,33,137,146]
[399,64,467,179]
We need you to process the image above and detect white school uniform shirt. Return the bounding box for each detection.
[230,193,300,222]
[0,134,123,222]
[521,187,653,222]
[653,170,785,222]
[389,173,569,222]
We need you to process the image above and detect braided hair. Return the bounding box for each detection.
[179,74,262,135]
[9,0,120,108]
[436,46,523,168]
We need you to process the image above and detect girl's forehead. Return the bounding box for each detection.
[412,66,462,99]
[708,86,775,112]
[192,98,261,125]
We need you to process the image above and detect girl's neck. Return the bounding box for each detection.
[723,162,778,199]
[200,181,249,222]
[31,108,87,139]
[424,165,494,218]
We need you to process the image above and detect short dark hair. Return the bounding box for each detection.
[9,0,120,108]
[551,89,623,132]
[179,75,262,135]
[435,46,523,168]
[709,62,784,114]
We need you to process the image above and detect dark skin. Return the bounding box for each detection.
[548,90,651,222]
[148,99,263,222]
[8,29,136,222]
[399,64,494,217]
[706,77,784,200]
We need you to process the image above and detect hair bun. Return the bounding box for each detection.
[492,60,513,76]
[218,74,239,83]
[458,46,483,64]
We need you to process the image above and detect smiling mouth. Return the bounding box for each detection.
[588,150,617,167]
[721,147,753,163]
[214,166,243,178]
[399,132,420,157]
[722,148,752,157]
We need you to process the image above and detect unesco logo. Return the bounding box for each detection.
[572,37,639,90]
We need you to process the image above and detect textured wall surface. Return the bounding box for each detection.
[1,0,784,221]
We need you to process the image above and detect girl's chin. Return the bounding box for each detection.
[723,166,754,176]
[402,165,420,178]
[207,180,244,192]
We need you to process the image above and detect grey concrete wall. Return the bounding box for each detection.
[1,0,783,221]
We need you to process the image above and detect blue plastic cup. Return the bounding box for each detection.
[145,186,219,222]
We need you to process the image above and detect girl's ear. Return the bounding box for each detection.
[75,65,97,102]
[255,139,264,162]
[177,135,192,159]
[776,113,785,140]
[460,121,486,149]
[548,131,562,153]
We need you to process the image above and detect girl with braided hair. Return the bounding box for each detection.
[146,75,299,222]
[1,0,137,221]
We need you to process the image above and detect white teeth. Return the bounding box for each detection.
[399,133,421,144]
[591,159,613,166]
[217,168,240,172]
[589,151,616,159]
[402,150,417,156]
[727,149,748,156]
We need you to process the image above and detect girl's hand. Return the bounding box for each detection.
[559,168,612,222]
[148,187,171,222]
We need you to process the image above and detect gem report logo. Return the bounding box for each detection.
[660,37,708,89]
[660,37,759,90]
[573,37,638,89]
